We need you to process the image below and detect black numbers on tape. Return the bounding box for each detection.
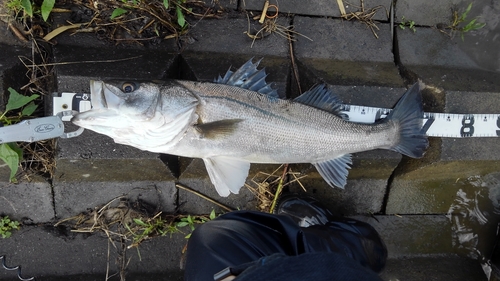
[460,115,474,137]
[496,116,500,136]
[421,116,435,134]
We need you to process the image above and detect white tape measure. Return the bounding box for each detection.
[53,93,500,138]
[341,104,500,138]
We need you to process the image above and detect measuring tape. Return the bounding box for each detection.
[341,104,500,138]
[53,93,500,138]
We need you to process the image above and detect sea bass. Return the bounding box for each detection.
[72,59,428,196]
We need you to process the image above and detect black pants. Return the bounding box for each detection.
[184,211,387,281]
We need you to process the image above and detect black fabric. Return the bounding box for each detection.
[234,252,383,281]
[184,211,386,281]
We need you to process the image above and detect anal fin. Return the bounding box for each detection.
[312,154,352,189]
[203,157,251,197]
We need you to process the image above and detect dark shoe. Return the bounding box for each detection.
[274,193,338,227]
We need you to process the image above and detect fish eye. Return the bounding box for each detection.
[122,82,136,93]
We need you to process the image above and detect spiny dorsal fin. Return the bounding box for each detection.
[294,84,347,119]
[214,58,279,98]
[195,119,243,139]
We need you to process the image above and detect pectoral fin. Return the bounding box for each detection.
[313,154,352,189]
[203,157,251,197]
[195,119,243,139]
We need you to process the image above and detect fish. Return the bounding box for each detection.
[72,59,428,197]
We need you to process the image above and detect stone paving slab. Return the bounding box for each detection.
[395,0,461,27]
[0,226,186,280]
[294,17,403,87]
[381,255,487,281]
[242,0,391,21]
[356,214,454,258]
[182,16,290,57]
[53,161,177,219]
[0,174,53,223]
[396,27,500,92]
[386,169,500,215]
[53,47,178,93]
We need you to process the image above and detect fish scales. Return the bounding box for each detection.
[174,81,399,163]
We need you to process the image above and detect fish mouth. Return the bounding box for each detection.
[90,80,123,110]
[71,80,123,128]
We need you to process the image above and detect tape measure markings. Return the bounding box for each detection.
[341,105,500,138]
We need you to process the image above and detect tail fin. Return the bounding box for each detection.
[387,82,428,158]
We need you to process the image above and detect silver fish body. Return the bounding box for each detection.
[72,59,428,196]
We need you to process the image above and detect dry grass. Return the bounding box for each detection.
[245,164,307,213]
[341,0,387,39]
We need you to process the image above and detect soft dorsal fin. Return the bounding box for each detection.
[294,84,347,119]
[214,58,279,98]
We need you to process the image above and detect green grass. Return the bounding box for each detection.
[0,216,20,238]
[399,16,416,33]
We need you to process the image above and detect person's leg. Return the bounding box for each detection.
[301,217,387,273]
[184,210,386,281]
[184,211,303,281]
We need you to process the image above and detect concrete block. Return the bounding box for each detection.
[181,16,289,58]
[396,27,500,92]
[242,0,391,21]
[287,175,388,215]
[53,46,178,93]
[395,0,462,27]
[355,214,454,258]
[0,174,53,223]
[386,170,500,214]
[0,226,186,279]
[382,256,487,281]
[294,17,403,87]
[0,226,109,278]
[53,158,177,218]
[49,12,179,94]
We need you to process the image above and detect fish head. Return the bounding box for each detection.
[72,80,199,151]
[72,80,162,133]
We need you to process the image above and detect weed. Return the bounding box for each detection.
[399,16,416,33]
[0,216,20,238]
[110,0,189,28]
[441,2,486,40]
[0,88,39,182]
[5,0,55,21]
[176,209,216,238]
